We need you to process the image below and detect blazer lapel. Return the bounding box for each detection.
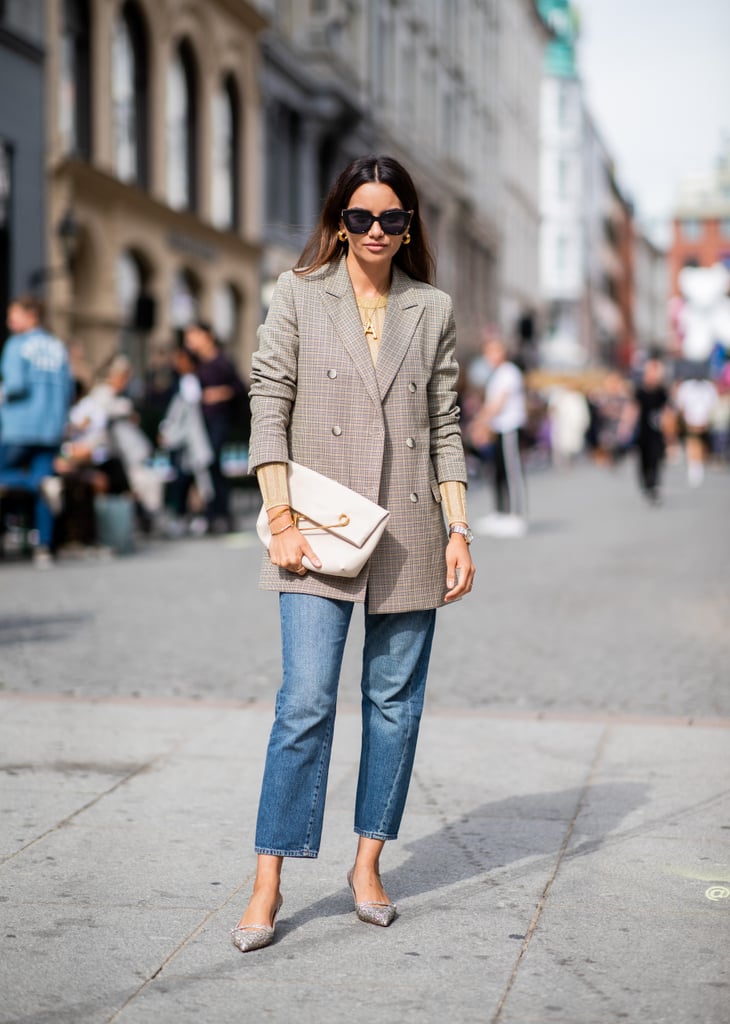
[321,259,381,408]
[376,266,425,400]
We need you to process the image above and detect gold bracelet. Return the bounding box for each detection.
[268,506,292,525]
[271,520,295,537]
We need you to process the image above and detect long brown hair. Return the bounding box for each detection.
[295,155,435,285]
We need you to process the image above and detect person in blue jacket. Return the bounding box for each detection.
[0,294,73,563]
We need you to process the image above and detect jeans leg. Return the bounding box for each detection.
[354,606,437,841]
[0,447,56,547]
[255,593,354,857]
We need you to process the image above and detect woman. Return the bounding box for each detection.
[232,155,475,953]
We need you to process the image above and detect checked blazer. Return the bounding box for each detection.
[248,256,468,613]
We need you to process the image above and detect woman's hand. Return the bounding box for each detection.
[444,533,475,602]
[267,508,322,575]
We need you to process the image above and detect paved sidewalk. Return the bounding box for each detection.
[1,692,728,1024]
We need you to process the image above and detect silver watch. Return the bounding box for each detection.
[449,523,473,544]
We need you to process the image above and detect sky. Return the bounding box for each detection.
[576,0,730,242]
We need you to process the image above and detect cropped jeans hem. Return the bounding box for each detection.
[353,828,398,842]
[254,847,319,859]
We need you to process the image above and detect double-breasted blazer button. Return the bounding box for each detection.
[332,425,342,436]
[406,437,416,448]
[327,368,337,379]
[409,492,419,503]
[408,382,417,393]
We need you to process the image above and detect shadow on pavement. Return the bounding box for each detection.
[0,612,93,646]
[276,781,649,938]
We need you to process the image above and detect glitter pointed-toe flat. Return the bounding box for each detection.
[347,869,397,927]
[231,894,283,953]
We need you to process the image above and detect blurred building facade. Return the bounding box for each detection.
[497,0,549,354]
[669,137,730,296]
[254,0,547,359]
[537,0,666,371]
[43,0,267,377]
[0,1,46,331]
[3,0,671,384]
[633,230,669,357]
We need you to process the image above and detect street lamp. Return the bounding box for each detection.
[56,207,81,272]
[27,208,82,288]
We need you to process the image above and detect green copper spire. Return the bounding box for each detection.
[537,0,580,78]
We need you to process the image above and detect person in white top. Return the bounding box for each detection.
[475,333,527,535]
[674,375,718,487]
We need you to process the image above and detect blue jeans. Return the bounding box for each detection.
[0,445,57,548]
[255,593,437,857]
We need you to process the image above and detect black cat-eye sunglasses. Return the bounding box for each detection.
[340,208,413,235]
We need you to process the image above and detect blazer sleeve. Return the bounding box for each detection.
[427,294,468,485]
[248,272,299,472]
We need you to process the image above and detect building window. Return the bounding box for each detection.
[211,75,240,230]
[556,234,568,271]
[116,250,146,324]
[170,267,200,328]
[557,157,569,199]
[266,102,300,227]
[681,219,703,241]
[166,41,198,211]
[111,2,149,186]
[557,83,569,127]
[1,0,44,45]
[720,219,730,240]
[59,0,92,159]
[213,283,240,345]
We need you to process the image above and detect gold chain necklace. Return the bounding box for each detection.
[355,293,388,342]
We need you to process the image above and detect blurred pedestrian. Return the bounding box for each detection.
[56,355,162,527]
[548,385,590,469]
[634,357,669,504]
[231,154,474,954]
[0,294,73,565]
[158,345,214,534]
[474,331,527,537]
[674,373,718,487]
[591,372,635,465]
[184,321,248,533]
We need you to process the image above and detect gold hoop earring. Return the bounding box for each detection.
[402,232,411,245]
[337,229,347,242]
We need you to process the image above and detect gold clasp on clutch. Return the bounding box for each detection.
[293,512,351,532]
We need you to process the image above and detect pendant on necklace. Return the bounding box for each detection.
[364,317,377,341]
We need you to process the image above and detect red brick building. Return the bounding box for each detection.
[669,140,730,297]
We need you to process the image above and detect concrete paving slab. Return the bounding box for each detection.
[2,905,207,1024]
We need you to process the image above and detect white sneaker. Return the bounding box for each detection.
[33,546,53,569]
[475,513,527,538]
[189,515,209,537]
[40,476,64,515]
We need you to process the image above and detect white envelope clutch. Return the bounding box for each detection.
[256,461,390,577]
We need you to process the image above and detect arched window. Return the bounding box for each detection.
[170,267,200,328]
[111,2,149,186]
[211,75,240,230]
[166,41,198,211]
[117,250,144,324]
[213,282,240,345]
[59,0,92,158]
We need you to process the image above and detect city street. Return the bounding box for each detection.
[0,458,728,1023]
